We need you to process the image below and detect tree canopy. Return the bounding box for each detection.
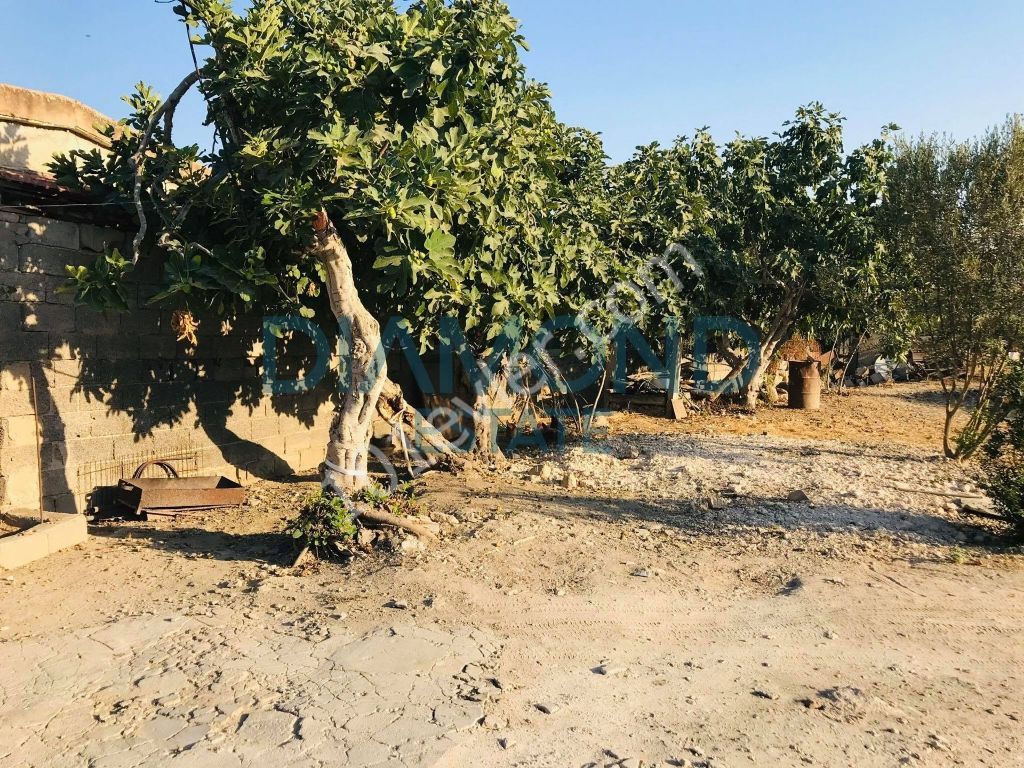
[53,0,609,357]
[607,104,896,405]
[883,118,1024,458]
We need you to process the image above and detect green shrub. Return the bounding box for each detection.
[981,450,1024,536]
[980,361,1024,538]
[285,489,357,558]
[355,482,422,518]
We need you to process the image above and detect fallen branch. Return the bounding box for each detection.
[356,506,439,543]
[958,505,1006,523]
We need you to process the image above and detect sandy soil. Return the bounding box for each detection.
[1,382,1022,768]
[615,382,948,450]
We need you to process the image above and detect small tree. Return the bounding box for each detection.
[608,105,895,407]
[52,0,608,488]
[884,119,1024,459]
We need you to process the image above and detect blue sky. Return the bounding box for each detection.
[3,1,1022,162]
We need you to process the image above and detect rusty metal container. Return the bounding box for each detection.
[788,360,822,410]
[114,460,246,517]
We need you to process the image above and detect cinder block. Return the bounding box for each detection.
[249,418,282,441]
[45,494,79,515]
[119,309,160,334]
[41,441,69,472]
[0,529,49,570]
[74,306,121,336]
[0,331,48,362]
[18,244,87,276]
[0,514,87,570]
[48,333,98,361]
[137,335,178,360]
[0,270,45,303]
[0,301,21,329]
[22,303,75,333]
[95,335,140,360]
[0,363,31,391]
[61,435,115,466]
[0,388,38,417]
[0,238,16,272]
[44,515,86,550]
[0,218,28,240]
[2,464,40,507]
[79,224,126,254]
[3,414,39,447]
[25,217,79,251]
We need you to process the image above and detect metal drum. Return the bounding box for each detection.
[788,360,822,410]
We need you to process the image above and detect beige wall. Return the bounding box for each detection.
[0,84,112,174]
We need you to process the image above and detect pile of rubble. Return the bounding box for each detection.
[844,356,927,388]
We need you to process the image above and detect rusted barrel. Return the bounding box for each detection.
[788,361,822,410]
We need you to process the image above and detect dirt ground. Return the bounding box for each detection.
[1,382,1022,768]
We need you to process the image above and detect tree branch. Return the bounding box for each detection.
[130,69,203,263]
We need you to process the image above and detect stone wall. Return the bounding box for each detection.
[0,211,335,516]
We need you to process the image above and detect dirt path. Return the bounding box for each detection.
[0,383,1022,767]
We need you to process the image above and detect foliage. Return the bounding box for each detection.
[355,481,422,517]
[607,104,896,404]
[285,489,357,557]
[977,361,1024,536]
[50,0,612,371]
[883,119,1024,458]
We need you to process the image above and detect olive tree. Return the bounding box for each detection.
[883,119,1024,459]
[52,0,605,490]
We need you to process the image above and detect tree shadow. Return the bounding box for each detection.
[486,485,1013,550]
[2,220,338,515]
[0,124,30,169]
[88,520,298,566]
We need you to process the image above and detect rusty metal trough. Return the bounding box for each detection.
[115,461,246,517]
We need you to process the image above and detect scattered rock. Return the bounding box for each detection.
[630,568,650,578]
[400,537,426,554]
[385,599,409,610]
[534,702,559,715]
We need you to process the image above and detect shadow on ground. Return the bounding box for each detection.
[88,520,299,566]
[485,485,1016,550]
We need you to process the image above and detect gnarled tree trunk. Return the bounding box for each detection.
[312,214,387,495]
[470,356,512,459]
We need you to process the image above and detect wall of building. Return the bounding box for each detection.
[0,211,335,517]
[0,84,112,175]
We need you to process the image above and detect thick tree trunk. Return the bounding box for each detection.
[943,407,959,460]
[312,215,387,495]
[470,356,512,459]
[743,340,783,410]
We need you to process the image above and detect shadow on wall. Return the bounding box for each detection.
[1,215,338,514]
[0,124,30,170]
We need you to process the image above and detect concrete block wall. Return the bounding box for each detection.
[0,211,335,516]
